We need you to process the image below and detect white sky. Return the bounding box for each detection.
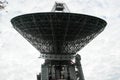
[0,0,120,80]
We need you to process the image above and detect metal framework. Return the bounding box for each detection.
[11,2,107,80]
[51,2,70,12]
[11,13,106,55]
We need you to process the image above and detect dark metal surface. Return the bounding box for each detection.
[11,12,107,54]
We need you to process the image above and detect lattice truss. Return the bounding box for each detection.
[11,13,106,54]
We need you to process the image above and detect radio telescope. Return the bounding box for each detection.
[11,2,107,80]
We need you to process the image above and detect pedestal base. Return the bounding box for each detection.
[37,54,84,80]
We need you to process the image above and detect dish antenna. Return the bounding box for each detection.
[11,2,107,80]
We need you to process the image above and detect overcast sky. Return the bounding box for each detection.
[0,0,120,80]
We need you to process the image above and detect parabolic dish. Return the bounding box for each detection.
[11,12,107,54]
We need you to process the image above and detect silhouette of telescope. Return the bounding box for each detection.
[11,2,107,80]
